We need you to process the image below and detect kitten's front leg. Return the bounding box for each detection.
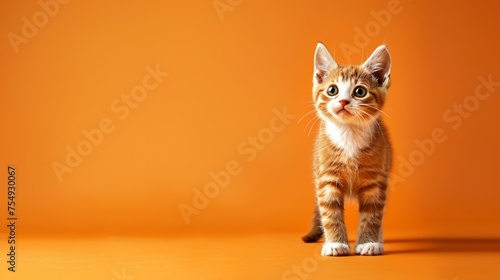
[317,182,350,256]
[355,183,387,256]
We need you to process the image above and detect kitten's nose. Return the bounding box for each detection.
[339,100,350,107]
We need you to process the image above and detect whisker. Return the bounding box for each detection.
[304,115,318,134]
[297,109,317,125]
[356,110,386,143]
[352,110,374,144]
[358,104,391,118]
[301,101,316,105]
[308,117,321,137]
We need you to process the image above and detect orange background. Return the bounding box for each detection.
[1,1,500,276]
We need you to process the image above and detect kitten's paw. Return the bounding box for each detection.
[355,242,384,256]
[321,242,350,256]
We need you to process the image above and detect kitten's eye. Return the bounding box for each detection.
[326,85,338,97]
[353,86,368,98]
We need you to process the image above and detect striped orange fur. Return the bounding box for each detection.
[302,43,393,256]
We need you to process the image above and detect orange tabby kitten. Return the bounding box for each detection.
[302,43,392,256]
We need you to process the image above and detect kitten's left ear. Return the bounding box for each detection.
[314,43,338,84]
[362,45,391,87]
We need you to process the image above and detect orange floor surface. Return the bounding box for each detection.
[2,233,499,280]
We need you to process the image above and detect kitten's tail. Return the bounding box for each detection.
[302,205,324,243]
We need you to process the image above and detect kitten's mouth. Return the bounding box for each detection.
[336,108,351,116]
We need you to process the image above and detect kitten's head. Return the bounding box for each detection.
[312,43,391,127]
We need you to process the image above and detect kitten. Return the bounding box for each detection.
[302,43,393,256]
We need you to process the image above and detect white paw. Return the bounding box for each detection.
[355,242,384,256]
[321,242,350,256]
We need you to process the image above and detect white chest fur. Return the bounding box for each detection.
[325,121,374,159]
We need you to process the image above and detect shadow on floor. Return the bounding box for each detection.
[383,238,500,254]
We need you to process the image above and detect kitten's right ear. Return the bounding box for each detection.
[314,43,337,84]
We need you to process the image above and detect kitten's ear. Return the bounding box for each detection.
[314,43,337,84]
[363,45,391,87]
